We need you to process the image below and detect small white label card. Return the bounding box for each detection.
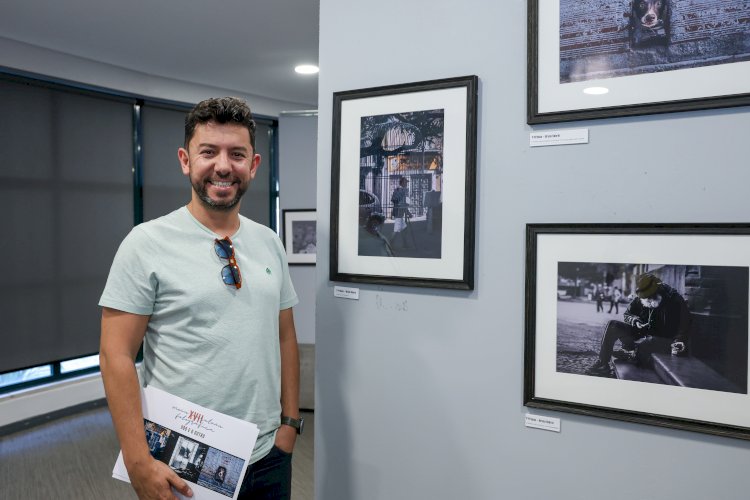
[529,128,588,147]
[334,286,360,300]
[525,413,561,432]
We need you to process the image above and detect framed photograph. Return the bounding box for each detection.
[282,209,316,265]
[528,0,750,123]
[330,75,478,289]
[525,223,750,440]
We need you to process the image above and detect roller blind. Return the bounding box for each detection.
[0,79,134,373]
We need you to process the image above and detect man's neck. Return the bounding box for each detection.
[186,199,241,237]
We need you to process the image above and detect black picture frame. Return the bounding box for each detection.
[525,223,750,440]
[281,209,317,266]
[528,1,750,124]
[330,76,478,289]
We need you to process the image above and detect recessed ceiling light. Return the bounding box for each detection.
[583,86,609,95]
[295,64,319,75]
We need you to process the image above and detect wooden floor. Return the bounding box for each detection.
[0,406,314,500]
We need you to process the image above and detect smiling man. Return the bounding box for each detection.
[99,97,301,500]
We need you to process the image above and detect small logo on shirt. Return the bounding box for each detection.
[266,267,272,275]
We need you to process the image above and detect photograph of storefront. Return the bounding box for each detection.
[358,108,444,259]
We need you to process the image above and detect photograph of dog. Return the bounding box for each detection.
[559,0,750,82]
[630,0,670,47]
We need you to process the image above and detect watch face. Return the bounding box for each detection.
[282,416,304,434]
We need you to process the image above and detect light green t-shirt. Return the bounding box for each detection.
[99,207,298,463]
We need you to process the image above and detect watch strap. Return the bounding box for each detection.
[280,415,303,434]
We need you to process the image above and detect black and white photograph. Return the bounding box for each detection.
[197,447,246,498]
[555,262,748,394]
[168,435,208,483]
[528,0,750,122]
[330,76,478,289]
[282,209,316,265]
[525,224,750,440]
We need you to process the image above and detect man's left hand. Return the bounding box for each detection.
[671,341,687,356]
[275,423,297,454]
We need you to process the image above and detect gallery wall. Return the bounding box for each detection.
[315,1,750,499]
[279,113,319,345]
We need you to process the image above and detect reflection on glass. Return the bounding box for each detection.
[60,354,100,374]
[0,365,53,388]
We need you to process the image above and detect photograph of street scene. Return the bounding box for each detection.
[142,419,245,496]
[358,109,444,259]
[556,262,748,394]
[168,436,207,483]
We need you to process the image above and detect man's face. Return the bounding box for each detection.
[178,121,260,211]
[640,294,662,308]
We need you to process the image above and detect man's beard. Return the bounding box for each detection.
[191,178,247,212]
[641,296,662,308]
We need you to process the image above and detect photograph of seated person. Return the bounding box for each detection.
[587,273,689,377]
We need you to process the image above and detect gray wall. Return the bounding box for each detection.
[279,114,318,345]
[315,1,750,499]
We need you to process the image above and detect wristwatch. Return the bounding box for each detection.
[280,415,304,435]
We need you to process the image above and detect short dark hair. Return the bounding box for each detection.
[184,97,256,149]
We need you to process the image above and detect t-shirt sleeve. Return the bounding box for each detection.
[99,226,159,315]
[273,235,299,310]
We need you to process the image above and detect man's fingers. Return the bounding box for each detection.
[167,471,193,498]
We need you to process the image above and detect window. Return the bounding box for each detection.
[0,354,101,394]
[0,72,279,396]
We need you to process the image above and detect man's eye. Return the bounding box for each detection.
[232,152,247,159]
[201,149,215,155]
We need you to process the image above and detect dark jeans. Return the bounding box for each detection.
[238,446,292,500]
[608,299,618,314]
[598,320,672,366]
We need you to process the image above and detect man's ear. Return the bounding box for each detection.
[248,154,262,179]
[178,147,190,176]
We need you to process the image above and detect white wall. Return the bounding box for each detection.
[279,113,318,344]
[315,1,750,499]
[0,374,105,428]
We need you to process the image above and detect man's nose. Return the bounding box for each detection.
[214,152,232,174]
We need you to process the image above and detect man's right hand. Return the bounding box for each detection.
[128,457,193,500]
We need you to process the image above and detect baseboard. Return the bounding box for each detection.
[0,372,106,434]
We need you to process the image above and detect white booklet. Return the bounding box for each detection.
[112,386,259,500]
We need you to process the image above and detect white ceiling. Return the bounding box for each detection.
[0,0,320,106]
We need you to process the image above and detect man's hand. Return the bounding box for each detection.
[274,423,297,454]
[634,320,647,329]
[128,457,193,500]
[671,341,687,356]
